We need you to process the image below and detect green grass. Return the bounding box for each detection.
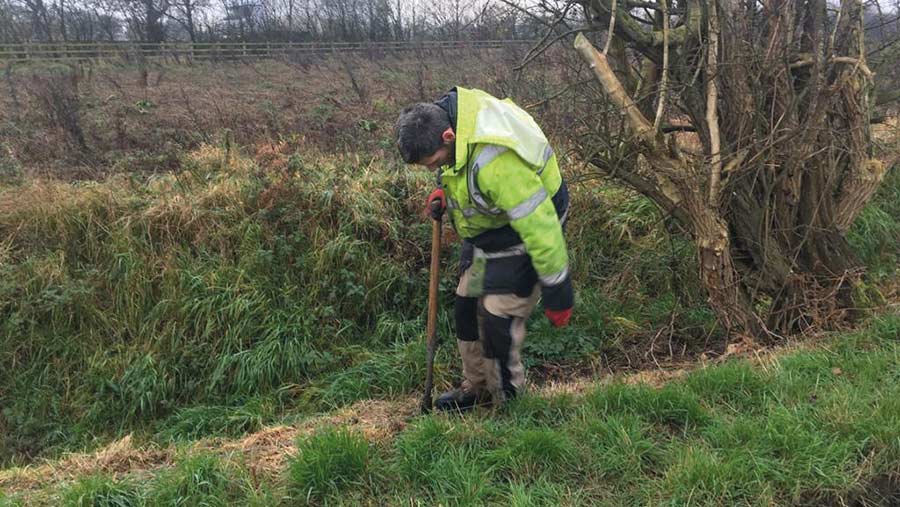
[0,149,438,463]
[146,454,240,507]
[154,398,273,442]
[383,315,899,507]
[0,492,20,507]
[311,341,427,408]
[287,428,370,504]
[61,475,143,507]
[848,163,900,279]
[10,314,899,506]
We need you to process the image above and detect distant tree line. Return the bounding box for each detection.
[0,0,555,43]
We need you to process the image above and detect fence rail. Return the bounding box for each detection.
[0,39,531,62]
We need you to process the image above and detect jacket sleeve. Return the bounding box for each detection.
[478,150,574,311]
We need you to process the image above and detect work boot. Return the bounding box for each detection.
[434,381,491,413]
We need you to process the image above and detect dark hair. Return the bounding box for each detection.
[396,102,451,164]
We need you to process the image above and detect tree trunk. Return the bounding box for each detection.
[691,199,763,338]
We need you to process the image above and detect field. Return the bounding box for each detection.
[0,50,898,505]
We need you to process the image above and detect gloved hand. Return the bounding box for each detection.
[425,188,446,220]
[544,308,572,328]
[542,274,574,328]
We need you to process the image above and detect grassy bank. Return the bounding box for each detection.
[1,139,726,466]
[3,314,898,506]
[1,135,897,468]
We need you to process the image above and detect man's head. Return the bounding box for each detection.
[396,103,456,170]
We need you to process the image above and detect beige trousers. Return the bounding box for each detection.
[456,267,541,405]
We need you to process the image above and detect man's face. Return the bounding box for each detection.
[417,145,454,171]
[413,127,455,171]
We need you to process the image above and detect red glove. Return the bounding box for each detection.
[425,189,446,220]
[544,308,572,328]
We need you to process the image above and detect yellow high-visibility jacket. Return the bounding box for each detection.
[439,87,571,308]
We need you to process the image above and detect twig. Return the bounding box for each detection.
[864,12,900,32]
[626,0,684,10]
[506,0,573,70]
[867,39,900,58]
[828,0,843,56]
[499,0,556,29]
[524,78,595,109]
[516,27,584,71]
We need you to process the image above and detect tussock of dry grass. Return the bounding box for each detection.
[0,398,418,495]
[0,435,172,493]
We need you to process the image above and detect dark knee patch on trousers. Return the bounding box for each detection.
[478,304,512,359]
[455,296,479,342]
[477,302,517,399]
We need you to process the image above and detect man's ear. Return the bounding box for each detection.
[441,127,455,144]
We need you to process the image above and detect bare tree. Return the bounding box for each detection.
[865,1,900,107]
[95,8,120,40]
[15,0,55,41]
[63,4,99,40]
[566,0,895,338]
[109,0,169,42]
[56,0,68,40]
[366,0,393,41]
[0,0,553,43]
[0,0,29,42]
[425,0,480,39]
[166,0,206,41]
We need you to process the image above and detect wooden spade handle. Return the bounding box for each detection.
[421,211,442,414]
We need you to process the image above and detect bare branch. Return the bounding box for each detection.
[652,0,669,132]
[574,32,656,145]
[789,55,875,80]
[706,0,722,204]
[864,13,900,31]
[602,0,616,54]
[513,0,577,70]
[829,0,844,54]
[586,0,690,54]
[625,0,684,10]
[498,0,555,28]
[867,38,900,58]
[661,124,696,133]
